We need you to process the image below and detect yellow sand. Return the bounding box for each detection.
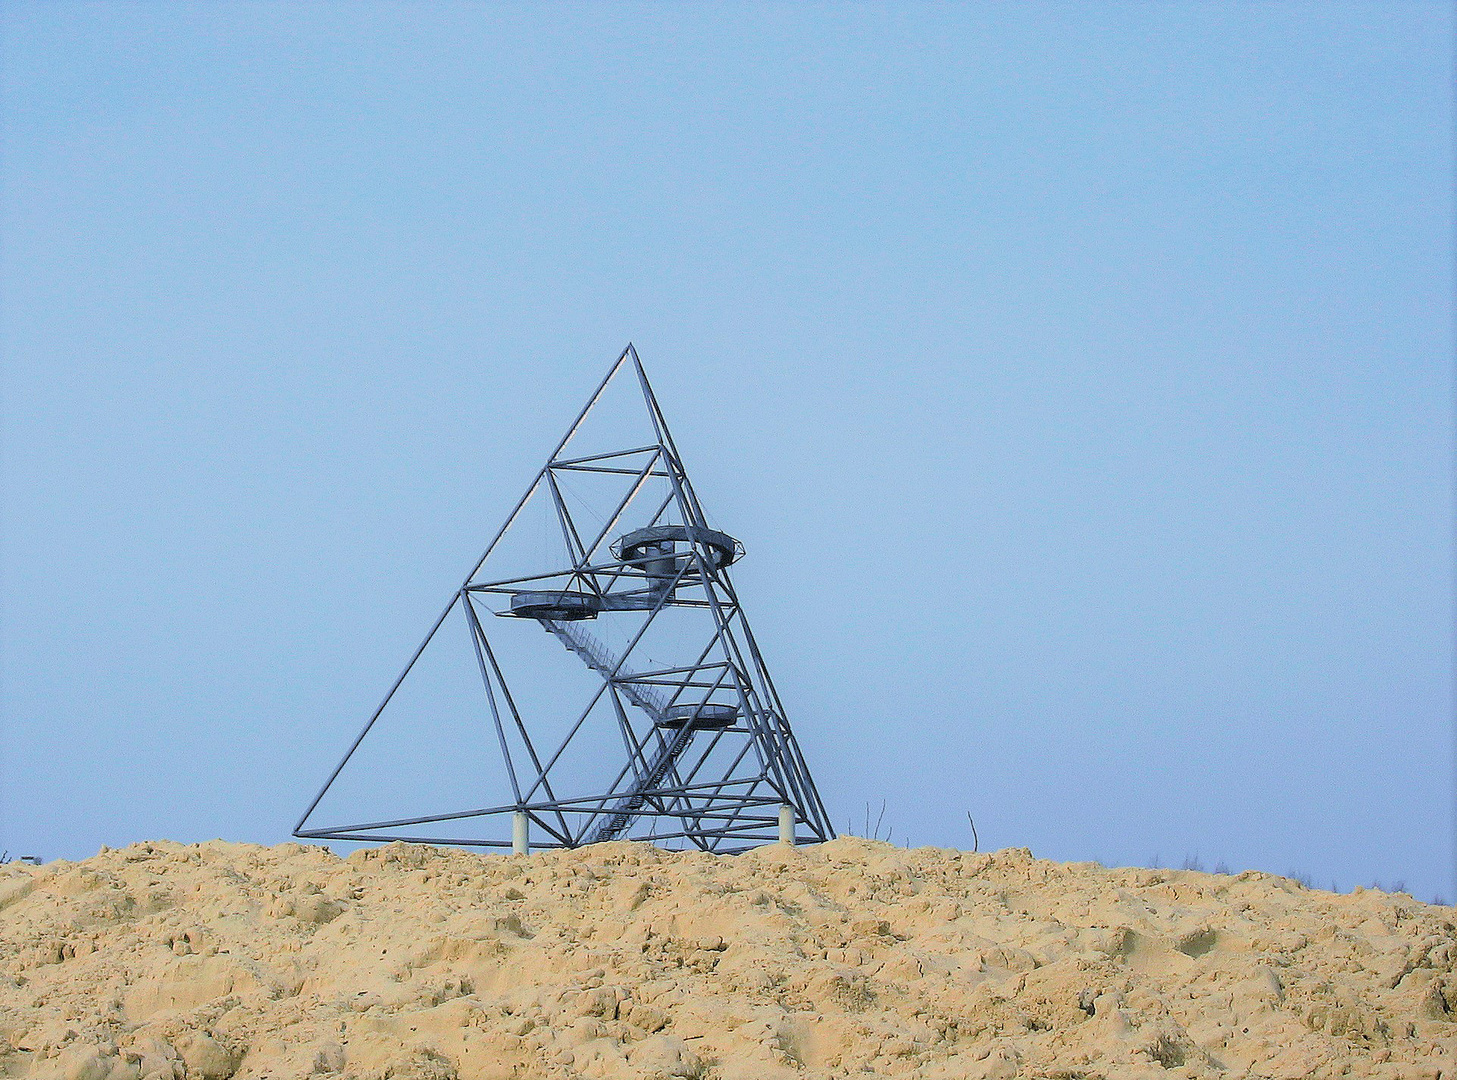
[1,838,1453,1079]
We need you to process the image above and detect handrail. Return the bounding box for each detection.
[583,727,695,843]
[544,621,671,717]
[540,618,699,843]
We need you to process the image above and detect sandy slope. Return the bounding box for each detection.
[0,838,1453,1080]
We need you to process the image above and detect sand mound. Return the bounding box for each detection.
[0,838,1453,1079]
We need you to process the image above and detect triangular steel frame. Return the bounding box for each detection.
[295,345,835,852]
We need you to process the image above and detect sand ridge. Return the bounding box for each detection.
[0,837,1453,1079]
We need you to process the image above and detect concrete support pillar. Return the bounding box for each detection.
[512,812,530,855]
[778,804,795,846]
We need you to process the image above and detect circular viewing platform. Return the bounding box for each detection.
[658,703,738,730]
[507,590,601,620]
[612,525,742,572]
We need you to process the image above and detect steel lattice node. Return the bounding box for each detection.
[295,345,835,853]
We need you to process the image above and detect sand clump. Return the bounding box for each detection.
[0,837,1453,1079]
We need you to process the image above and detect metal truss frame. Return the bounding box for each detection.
[295,345,835,852]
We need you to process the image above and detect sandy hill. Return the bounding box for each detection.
[0,838,1452,1080]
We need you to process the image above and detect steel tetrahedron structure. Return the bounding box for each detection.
[295,345,834,852]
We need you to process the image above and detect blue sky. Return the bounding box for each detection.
[2,3,1452,898]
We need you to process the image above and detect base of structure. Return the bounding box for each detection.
[512,812,530,854]
[778,804,795,845]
